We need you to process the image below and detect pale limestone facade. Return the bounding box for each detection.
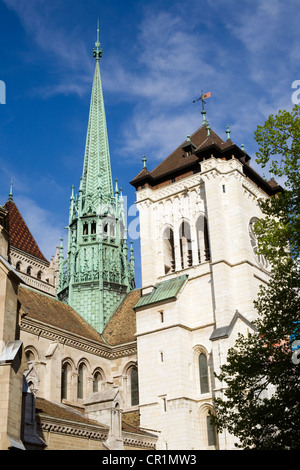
[21,317,137,412]
[10,245,59,297]
[135,156,271,450]
[0,210,27,450]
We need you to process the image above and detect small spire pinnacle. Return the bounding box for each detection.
[8,179,13,201]
[130,240,135,264]
[206,124,210,137]
[142,155,147,168]
[114,178,119,195]
[93,19,103,61]
[226,125,231,140]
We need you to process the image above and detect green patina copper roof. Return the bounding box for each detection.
[81,22,113,206]
[134,275,188,309]
[57,25,135,334]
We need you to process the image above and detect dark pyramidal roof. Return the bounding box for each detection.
[130,123,282,196]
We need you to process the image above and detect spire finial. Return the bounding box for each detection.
[226,125,231,140]
[93,19,103,61]
[142,155,147,168]
[115,178,119,195]
[8,179,13,201]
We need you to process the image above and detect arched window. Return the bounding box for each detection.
[27,266,32,276]
[61,363,70,401]
[91,221,96,234]
[16,261,21,271]
[131,367,139,406]
[179,221,192,269]
[196,216,211,263]
[83,223,88,235]
[199,353,209,394]
[103,222,108,238]
[25,350,35,362]
[163,227,175,274]
[77,363,86,399]
[206,414,217,446]
[37,271,42,280]
[93,371,103,393]
[204,218,211,261]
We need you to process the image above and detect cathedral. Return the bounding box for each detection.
[0,27,282,451]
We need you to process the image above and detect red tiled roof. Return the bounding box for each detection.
[3,199,49,263]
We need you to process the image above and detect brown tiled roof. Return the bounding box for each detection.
[130,124,282,196]
[130,125,227,185]
[35,397,108,429]
[19,285,104,343]
[102,289,141,346]
[36,398,155,439]
[3,199,49,263]
[122,410,156,436]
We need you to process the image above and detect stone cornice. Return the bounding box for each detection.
[21,316,137,360]
[122,430,157,449]
[39,414,108,441]
[136,173,202,204]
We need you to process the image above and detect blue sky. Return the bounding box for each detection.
[0,0,299,287]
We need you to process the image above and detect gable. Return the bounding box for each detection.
[210,310,257,341]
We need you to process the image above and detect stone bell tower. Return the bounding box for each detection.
[130,109,282,450]
[57,24,135,333]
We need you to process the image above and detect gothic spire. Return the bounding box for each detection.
[57,26,135,334]
[81,21,113,211]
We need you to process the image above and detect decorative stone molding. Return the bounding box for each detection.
[39,415,108,441]
[21,317,137,360]
[123,431,157,449]
[137,174,203,204]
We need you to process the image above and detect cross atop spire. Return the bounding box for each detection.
[93,19,103,61]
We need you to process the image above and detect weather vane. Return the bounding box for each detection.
[193,91,211,110]
[193,91,211,124]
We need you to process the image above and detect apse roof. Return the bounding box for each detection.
[3,199,49,263]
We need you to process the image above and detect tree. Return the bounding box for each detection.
[212,104,300,449]
[254,104,300,262]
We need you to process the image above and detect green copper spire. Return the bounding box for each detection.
[57,25,135,333]
[81,21,113,212]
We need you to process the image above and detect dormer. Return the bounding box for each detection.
[181,135,197,157]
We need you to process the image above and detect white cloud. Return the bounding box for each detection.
[3,0,93,97]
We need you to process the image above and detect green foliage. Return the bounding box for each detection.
[213,105,300,449]
[254,104,300,262]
